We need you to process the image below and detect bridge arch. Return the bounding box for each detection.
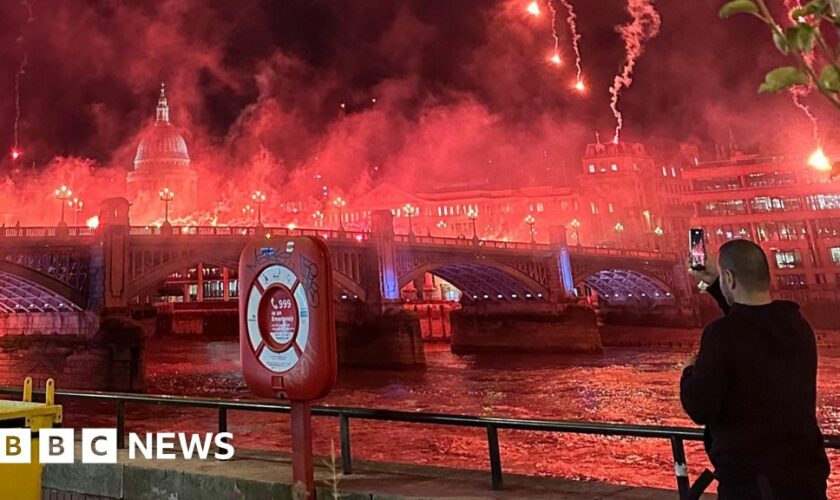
[399,259,550,301]
[574,267,674,307]
[0,261,88,310]
[127,252,240,300]
[127,248,369,304]
[0,264,84,312]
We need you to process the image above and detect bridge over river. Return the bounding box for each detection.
[0,199,694,389]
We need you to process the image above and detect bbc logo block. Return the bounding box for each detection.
[0,429,234,463]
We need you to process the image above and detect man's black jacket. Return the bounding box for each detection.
[680,280,830,483]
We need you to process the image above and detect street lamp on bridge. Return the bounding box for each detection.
[312,210,325,228]
[436,220,447,233]
[332,197,347,230]
[614,221,625,248]
[68,198,84,227]
[570,218,582,246]
[159,187,175,225]
[251,190,266,227]
[242,204,255,224]
[54,185,72,227]
[653,225,664,251]
[403,203,418,235]
[467,208,479,242]
[524,214,536,242]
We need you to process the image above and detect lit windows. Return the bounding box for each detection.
[610,163,618,172]
[776,274,807,289]
[806,194,840,210]
[590,202,598,214]
[830,247,840,265]
[774,250,802,269]
[588,164,596,173]
[662,166,668,177]
[608,203,614,213]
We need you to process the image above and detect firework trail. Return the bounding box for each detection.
[609,0,661,143]
[11,0,34,161]
[558,0,584,87]
[547,1,561,65]
[784,0,821,146]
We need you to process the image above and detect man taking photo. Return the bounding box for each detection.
[680,239,830,499]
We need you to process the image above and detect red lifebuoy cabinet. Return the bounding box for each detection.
[239,236,336,400]
[239,236,337,496]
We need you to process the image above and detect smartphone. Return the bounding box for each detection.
[689,228,706,271]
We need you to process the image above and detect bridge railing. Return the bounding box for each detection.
[0,226,96,238]
[394,234,552,251]
[1,387,836,497]
[568,245,678,260]
[127,226,371,242]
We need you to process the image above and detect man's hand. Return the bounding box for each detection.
[688,250,719,285]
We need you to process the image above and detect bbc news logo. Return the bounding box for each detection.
[0,429,234,463]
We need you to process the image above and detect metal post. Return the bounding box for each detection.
[670,436,690,499]
[486,424,503,490]
[291,400,314,497]
[116,400,125,449]
[218,407,227,434]
[339,414,352,475]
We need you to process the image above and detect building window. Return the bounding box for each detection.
[751,196,800,213]
[757,222,808,241]
[671,167,677,177]
[816,219,840,238]
[698,199,747,216]
[588,164,595,173]
[830,247,840,265]
[661,166,668,177]
[805,194,840,210]
[776,274,807,289]
[610,163,618,172]
[590,202,598,214]
[774,250,802,269]
[692,177,741,191]
[745,171,796,188]
[608,203,614,213]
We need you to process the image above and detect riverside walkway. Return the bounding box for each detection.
[43,446,711,499]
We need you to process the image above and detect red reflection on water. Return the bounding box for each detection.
[63,336,840,495]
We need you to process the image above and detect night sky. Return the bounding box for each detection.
[0,0,833,189]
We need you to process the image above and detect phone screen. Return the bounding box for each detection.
[689,228,706,270]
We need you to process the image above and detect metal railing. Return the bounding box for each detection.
[2,387,837,497]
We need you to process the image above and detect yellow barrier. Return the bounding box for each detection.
[0,378,63,499]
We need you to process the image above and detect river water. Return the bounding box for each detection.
[66,333,840,495]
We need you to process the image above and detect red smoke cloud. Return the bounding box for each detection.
[0,0,837,226]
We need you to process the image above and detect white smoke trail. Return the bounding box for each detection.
[609,0,661,143]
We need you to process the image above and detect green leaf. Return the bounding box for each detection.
[719,0,758,18]
[791,0,828,19]
[819,65,840,92]
[773,30,789,54]
[758,66,808,93]
[785,24,816,52]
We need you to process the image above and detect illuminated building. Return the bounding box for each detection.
[577,138,691,250]
[684,151,840,289]
[345,139,690,252]
[126,83,197,219]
